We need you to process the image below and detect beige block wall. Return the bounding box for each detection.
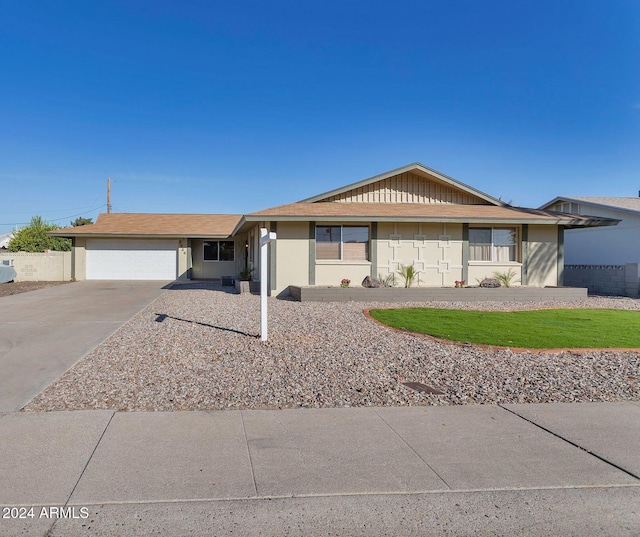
[527,225,558,286]
[0,251,72,281]
[376,222,464,286]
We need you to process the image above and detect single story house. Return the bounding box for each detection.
[51,163,617,296]
[0,232,13,249]
[540,196,640,266]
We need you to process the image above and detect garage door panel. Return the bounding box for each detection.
[86,239,177,280]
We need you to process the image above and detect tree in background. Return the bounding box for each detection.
[8,216,71,252]
[70,217,93,227]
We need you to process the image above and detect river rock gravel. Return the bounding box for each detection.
[24,282,640,411]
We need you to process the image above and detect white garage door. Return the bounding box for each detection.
[86,239,178,280]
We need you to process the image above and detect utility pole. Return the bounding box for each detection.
[107,178,112,213]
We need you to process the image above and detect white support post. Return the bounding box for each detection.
[259,227,276,341]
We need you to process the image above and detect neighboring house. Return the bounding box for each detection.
[51,163,616,295]
[540,196,640,266]
[0,232,13,249]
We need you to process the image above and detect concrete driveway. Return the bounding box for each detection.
[0,281,169,411]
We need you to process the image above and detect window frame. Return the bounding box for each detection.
[315,225,370,262]
[469,226,519,263]
[203,240,235,262]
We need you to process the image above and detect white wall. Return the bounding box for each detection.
[564,207,639,265]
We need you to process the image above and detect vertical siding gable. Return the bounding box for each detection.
[322,172,490,205]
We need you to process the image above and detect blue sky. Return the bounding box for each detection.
[1,0,639,235]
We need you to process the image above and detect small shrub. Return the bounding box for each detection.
[493,269,520,288]
[340,278,351,288]
[239,268,254,281]
[378,273,395,287]
[397,263,417,288]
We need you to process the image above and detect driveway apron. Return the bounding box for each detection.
[0,281,169,411]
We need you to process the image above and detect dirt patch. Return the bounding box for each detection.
[0,281,69,298]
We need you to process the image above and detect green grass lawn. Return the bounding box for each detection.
[368,308,640,349]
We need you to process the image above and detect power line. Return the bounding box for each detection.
[0,204,107,227]
[0,202,105,216]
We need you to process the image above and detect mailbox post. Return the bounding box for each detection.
[260,227,276,341]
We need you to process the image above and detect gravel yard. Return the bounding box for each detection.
[24,282,640,411]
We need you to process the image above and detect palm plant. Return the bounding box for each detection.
[397,263,417,288]
[493,268,520,288]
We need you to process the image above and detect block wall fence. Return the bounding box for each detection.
[563,263,638,297]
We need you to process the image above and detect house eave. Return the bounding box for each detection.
[47,232,233,239]
[241,215,618,226]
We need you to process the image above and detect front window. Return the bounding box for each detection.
[469,228,517,262]
[316,225,369,261]
[204,240,235,261]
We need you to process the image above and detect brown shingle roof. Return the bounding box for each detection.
[245,202,616,226]
[50,213,242,238]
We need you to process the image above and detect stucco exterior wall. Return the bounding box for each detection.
[0,251,72,281]
[273,222,310,292]
[563,207,639,266]
[191,239,237,280]
[467,263,522,286]
[73,238,87,280]
[177,239,191,280]
[314,261,371,288]
[376,222,463,286]
[527,225,558,286]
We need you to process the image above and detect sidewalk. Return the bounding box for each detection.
[1,402,639,536]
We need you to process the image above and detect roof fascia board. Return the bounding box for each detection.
[47,232,232,239]
[241,215,618,226]
[230,216,249,236]
[299,162,506,206]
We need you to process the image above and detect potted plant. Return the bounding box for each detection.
[340,278,351,288]
[235,268,254,294]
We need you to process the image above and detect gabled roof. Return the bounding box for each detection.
[241,202,618,228]
[49,213,242,239]
[541,196,640,216]
[232,164,618,233]
[300,162,506,206]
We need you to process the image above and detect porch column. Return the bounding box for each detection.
[269,222,277,293]
[461,224,469,283]
[521,224,528,286]
[370,222,378,278]
[557,226,565,286]
[308,222,316,285]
